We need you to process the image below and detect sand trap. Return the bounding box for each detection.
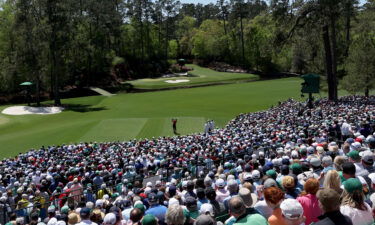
[2,106,64,115]
[165,79,190,84]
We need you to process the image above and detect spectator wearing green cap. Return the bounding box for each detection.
[266,170,277,180]
[142,214,157,225]
[340,178,373,225]
[290,164,303,176]
[347,151,365,177]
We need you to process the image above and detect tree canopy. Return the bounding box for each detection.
[0,0,374,105]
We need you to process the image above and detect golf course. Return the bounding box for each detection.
[125,64,259,89]
[0,76,305,158]
[1,61,370,158]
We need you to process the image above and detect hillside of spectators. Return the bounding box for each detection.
[0,96,374,225]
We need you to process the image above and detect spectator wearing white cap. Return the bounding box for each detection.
[280,199,305,225]
[103,213,116,225]
[357,151,375,178]
[215,179,229,203]
[310,157,323,178]
[368,173,375,202]
[341,121,353,140]
[251,170,262,189]
[199,204,223,225]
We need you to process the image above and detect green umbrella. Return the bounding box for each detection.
[20,82,33,86]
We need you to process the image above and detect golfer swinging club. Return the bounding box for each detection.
[172,118,178,134]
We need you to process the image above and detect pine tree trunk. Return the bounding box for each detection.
[344,0,351,57]
[240,13,245,65]
[36,77,41,107]
[322,24,335,101]
[330,16,338,101]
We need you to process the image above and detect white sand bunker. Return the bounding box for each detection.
[165,79,190,84]
[2,106,64,115]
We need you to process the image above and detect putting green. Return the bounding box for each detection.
[126,64,259,89]
[0,77,321,158]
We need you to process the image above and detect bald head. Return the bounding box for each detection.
[229,196,246,218]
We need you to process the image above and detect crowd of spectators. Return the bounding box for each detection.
[0,96,374,225]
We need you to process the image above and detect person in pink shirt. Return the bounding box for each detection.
[297,178,322,225]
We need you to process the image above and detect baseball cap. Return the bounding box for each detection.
[95,199,104,208]
[80,207,91,217]
[282,158,290,165]
[347,150,360,160]
[185,196,197,209]
[263,178,278,189]
[252,170,260,179]
[343,178,362,193]
[48,205,56,213]
[346,138,355,144]
[281,165,289,175]
[134,203,145,214]
[310,157,321,167]
[351,142,361,151]
[307,147,315,154]
[194,215,216,225]
[215,179,225,188]
[148,193,157,203]
[280,199,304,220]
[103,213,116,225]
[367,137,375,144]
[199,203,214,216]
[361,151,374,164]
[243,173,252,182]
[290,163,302,174]
[142,214,157,225]
[369,173,375,184]
[316,146,324,154]
[266,170,277,179]
[61,206,70,214]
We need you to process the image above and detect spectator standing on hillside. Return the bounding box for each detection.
[312,189,352,225]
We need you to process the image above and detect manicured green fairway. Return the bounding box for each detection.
[125,64,259,89]
[0,77,304,158]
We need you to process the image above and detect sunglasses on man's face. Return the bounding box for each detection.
[282,212,302,220]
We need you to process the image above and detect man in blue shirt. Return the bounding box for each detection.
[145,193,167,225]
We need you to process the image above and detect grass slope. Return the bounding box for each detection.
[0,78,304,158]
[125,64,259,89]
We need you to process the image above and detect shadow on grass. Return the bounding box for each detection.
[63,104,107,113]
